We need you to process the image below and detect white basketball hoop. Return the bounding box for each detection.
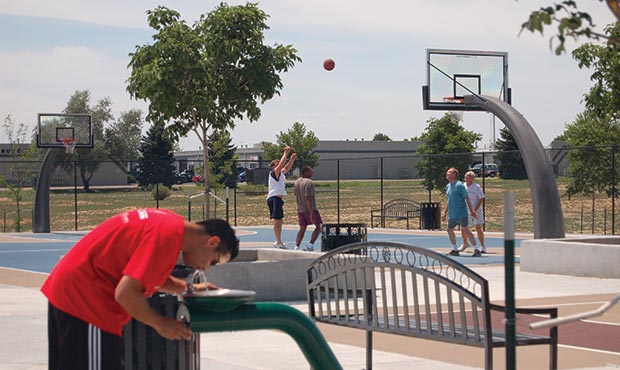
[61,137,77,154]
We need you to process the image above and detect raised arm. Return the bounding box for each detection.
[283,152,297,173]
[273,146,291,179]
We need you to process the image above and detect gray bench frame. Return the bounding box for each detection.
[370,198,420,229]
[306,241,558,370]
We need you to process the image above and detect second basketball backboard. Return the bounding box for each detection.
[37,113,93,149]
[422,49,510,111]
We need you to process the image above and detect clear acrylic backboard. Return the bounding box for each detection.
[422,49,510,111]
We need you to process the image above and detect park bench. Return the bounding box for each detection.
[306,241,558,370]
[370,198,420,229]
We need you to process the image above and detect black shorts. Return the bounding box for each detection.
[267,196,284,220]
[48,302,122,370]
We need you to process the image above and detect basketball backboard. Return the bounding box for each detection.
[422,49,510,111]
[37,113,93,149]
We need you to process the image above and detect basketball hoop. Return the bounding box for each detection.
[61,138,77,154]
[443,97,465,104]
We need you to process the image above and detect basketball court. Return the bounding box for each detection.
[1,48,616,369]
[1,227,619,369]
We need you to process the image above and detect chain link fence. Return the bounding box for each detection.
[0,145,618,234]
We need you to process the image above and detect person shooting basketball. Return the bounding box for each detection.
[266,145,297,249]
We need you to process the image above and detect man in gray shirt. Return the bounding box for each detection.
[294,166,323,251]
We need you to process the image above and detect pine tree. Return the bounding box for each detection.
[495,127,527,180]
[208,129,238,189]
[137,121,176,188]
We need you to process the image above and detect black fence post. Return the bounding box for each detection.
[380,157,384,211]
[337,159,341,224]
[73,160,78,231]
[427,155,432,204]
[612,144,616,235]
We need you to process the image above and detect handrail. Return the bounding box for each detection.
[189,302,342,370]
[530,293,620,330]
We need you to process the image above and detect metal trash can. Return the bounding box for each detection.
[320,223,367,252]
[420,202,441,230]
[123,266,200,370]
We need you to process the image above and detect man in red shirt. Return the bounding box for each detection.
[41,208,239,370]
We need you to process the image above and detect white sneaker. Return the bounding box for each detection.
[274,242,287,249]
[481,246,487,253]
[294,245,300,250]
[304,244,314,251]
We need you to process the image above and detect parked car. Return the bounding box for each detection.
[191,174,203,182]
[175,171,192,184]
[237,171,246,183]
[470,163,500,178]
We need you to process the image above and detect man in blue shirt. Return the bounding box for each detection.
[441,167,479,257]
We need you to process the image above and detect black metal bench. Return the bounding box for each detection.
[370,199,420,229]
[306,242,558,370]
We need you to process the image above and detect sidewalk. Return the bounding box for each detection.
[1,265,620,369]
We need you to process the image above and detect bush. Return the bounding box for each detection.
[151,183,171,201]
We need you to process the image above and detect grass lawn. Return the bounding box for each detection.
[0,178,615,234]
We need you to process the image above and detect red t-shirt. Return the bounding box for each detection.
[41,208,185,336]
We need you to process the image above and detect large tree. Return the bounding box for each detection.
[262,122,320,172]
[572,22,620,121]
[495,127,528,180]
[61,91,111,191]
[104,109,143,173]
[520,0,620,54]
[414,113,481,192]
[563,110,620,197]
[126,4,301,217]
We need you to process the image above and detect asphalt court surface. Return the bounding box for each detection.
[0,227,518,273]
[1,227,620,368]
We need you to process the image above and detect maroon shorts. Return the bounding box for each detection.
[297,210,323,227]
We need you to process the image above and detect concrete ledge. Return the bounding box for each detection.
[521,237,620,278]
[204,249,321,301]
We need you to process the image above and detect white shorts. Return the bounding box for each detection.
[469,210,484,226]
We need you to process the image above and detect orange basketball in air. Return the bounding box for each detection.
[323,58,335,71]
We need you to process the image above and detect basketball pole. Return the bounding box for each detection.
[504,192,516,370]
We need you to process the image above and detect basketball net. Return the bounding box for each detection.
[61,138,77,154]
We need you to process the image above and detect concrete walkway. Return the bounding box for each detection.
[2,264,620,369]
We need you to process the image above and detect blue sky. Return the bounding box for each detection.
[0,0,617,150]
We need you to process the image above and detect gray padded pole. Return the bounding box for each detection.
[464,95,565,239]
[33,148,60,233]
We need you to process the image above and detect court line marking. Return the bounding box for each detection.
[0,249,68,253]
[558,344,620,356]
[0,266,49,275]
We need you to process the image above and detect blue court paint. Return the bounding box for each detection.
[0,228,520,273]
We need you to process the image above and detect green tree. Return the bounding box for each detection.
[572,22,620,121]
[104,109,143,173]
[262,122,319,172]
[60,91,111,191]
[208,129,238,189]
[495,127,528,180]
[0,115,40,231]
[520,0,620,55]
[126,4,301,217]
[372,133,392,141]
[138,121,177,189]
[563,110,620,197]
[414,113,481,192]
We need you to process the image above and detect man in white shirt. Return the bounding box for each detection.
[460,170,486,253]
[266,146,296,249]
